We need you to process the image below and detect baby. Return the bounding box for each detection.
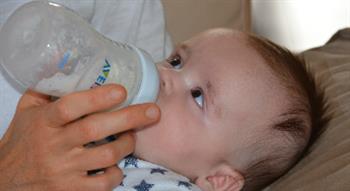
[114,28,325,191]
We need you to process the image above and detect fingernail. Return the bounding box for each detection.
[145,106,159,119]
[109,89,121,99]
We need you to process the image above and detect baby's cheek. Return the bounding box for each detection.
[156,126,194,160]
[144,99,198,157]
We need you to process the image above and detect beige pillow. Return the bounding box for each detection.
[265,28,350,191]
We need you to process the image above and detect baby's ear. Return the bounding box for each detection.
[195,164,244,191]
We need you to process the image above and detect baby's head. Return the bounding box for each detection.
[134,28,324,191]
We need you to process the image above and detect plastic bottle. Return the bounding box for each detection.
[0,1,159,108]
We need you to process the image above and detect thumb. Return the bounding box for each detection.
[16,89,51,112]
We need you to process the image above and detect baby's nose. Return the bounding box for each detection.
[157,66,174,95]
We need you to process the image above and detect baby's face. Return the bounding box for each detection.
[134,29,289,180]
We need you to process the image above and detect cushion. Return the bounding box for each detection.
[265,28,350,191]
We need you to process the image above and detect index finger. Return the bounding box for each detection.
[44,84,127,127]
[60,103,160,147]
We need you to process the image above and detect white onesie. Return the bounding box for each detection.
[115,155,202,191]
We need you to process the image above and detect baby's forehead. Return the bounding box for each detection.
[187,30,263,73]
[191,31,277,86]
[188,30,292,131]
[188,29,248,48]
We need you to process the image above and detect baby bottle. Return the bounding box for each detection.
[0,1,159,108]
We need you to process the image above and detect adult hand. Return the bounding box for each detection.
[0,84,160,191]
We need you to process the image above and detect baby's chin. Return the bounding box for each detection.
[134,121,157,135]
[132,127,157,162]
[132,118,164,162]
[132,95,165,160]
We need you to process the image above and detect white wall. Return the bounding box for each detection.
[251,0,350,52]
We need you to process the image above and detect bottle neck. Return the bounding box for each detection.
[127,45,159,105]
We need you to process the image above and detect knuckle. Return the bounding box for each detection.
[86,92,101,106]
[80,119,99,141]
[102,146,120,165]
[55,100,72,121]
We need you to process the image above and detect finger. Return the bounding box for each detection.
[16,89,51,112]
[85,166,124,191]
[62,103,160,147]
[45,84,127,126]
[74,133,134,171]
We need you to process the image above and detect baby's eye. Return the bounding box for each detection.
[166,54,183,69]
[191,88,204,108]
